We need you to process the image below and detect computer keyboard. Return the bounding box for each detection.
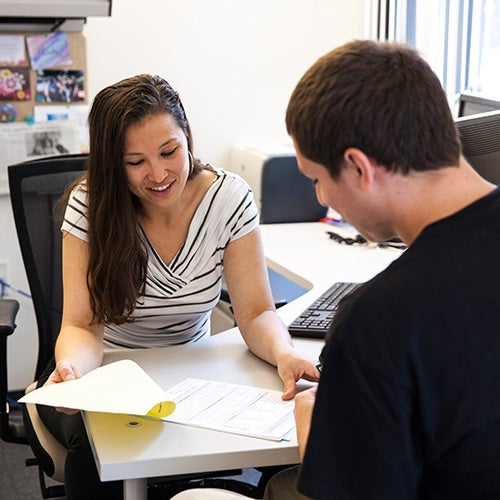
[288,281,362,339]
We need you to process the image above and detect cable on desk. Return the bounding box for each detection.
[326,231,407,250]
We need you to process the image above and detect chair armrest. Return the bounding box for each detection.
[0,299,20,337]
[0,299,21,443]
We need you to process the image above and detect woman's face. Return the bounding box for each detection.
[124,112,190,213]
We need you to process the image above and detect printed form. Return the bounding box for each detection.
[162,378,295,441]
[19,360,296,441]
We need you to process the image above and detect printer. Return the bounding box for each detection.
[229,145,328,224]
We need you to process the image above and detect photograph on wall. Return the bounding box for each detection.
[0,120,80,194]
[26,31,72,70]
[0,67,31,101]
[36,70,85,103]
[26,130,70,157]
[22,122,79,159]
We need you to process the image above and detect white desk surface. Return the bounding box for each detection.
[84,222,402,500]
[260,222,402,325]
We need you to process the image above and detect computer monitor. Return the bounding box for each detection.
[454,109,500,185]
[457,91,500,117]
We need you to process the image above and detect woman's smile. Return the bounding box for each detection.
[149,179,175,195]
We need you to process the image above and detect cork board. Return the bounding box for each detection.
[0,31,87,122]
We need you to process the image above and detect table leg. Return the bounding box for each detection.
[124,478,147,500]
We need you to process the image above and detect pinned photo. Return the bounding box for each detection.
[36,70,85,103]
[26,130,70,157]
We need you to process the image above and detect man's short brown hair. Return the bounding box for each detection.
[286,40,461,178]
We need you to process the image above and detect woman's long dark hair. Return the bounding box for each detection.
[82,74,203,325]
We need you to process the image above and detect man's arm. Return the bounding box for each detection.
[294,386,317,460]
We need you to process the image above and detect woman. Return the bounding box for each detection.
[37,74,319,499]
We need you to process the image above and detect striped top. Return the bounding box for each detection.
[62,167,259,349]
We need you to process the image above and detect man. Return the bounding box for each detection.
[265,39,500,499]
[171,39,500,500]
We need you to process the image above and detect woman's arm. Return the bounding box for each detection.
[51,232,104,384]
[223,227,319,399]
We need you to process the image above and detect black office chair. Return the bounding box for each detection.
[7,153,282,499]
[259,154,328,224]
[7,153,88,498]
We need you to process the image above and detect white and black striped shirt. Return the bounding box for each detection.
[62,167,259,348]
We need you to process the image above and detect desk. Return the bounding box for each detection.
[84,222,401,500]
[260,222,403,326]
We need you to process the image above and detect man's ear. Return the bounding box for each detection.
[343,147,375,192]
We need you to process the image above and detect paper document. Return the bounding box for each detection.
[161,378,295,441]
[18,359,175,418]
[19,360,296,441]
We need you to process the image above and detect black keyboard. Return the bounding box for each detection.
[288,282,361,339]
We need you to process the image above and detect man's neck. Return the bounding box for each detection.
[389,158,496,245]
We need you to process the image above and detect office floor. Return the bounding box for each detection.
[0,439,65,499]
[1,437,264,499]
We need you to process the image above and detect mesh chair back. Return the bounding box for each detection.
[8,154,87,381]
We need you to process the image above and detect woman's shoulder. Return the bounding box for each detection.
[68,179,88,202]
[207,164,252,192]
[62,180,89,238]
[65,180,89,219]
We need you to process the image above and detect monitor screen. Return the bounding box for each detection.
[458,92,500,117]
[454,109,500,185]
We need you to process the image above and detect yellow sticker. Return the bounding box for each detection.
[146,401,176,418]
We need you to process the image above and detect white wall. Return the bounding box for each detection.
[5,0,365,390]
[84,0,365,166]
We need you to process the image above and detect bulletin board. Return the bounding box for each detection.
[0,31,88,122]
[0,32,89,194]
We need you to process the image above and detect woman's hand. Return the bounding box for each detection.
[44,359,81,415]
[276,350,320,400]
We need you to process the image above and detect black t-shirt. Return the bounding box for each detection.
[299,187,500,499]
